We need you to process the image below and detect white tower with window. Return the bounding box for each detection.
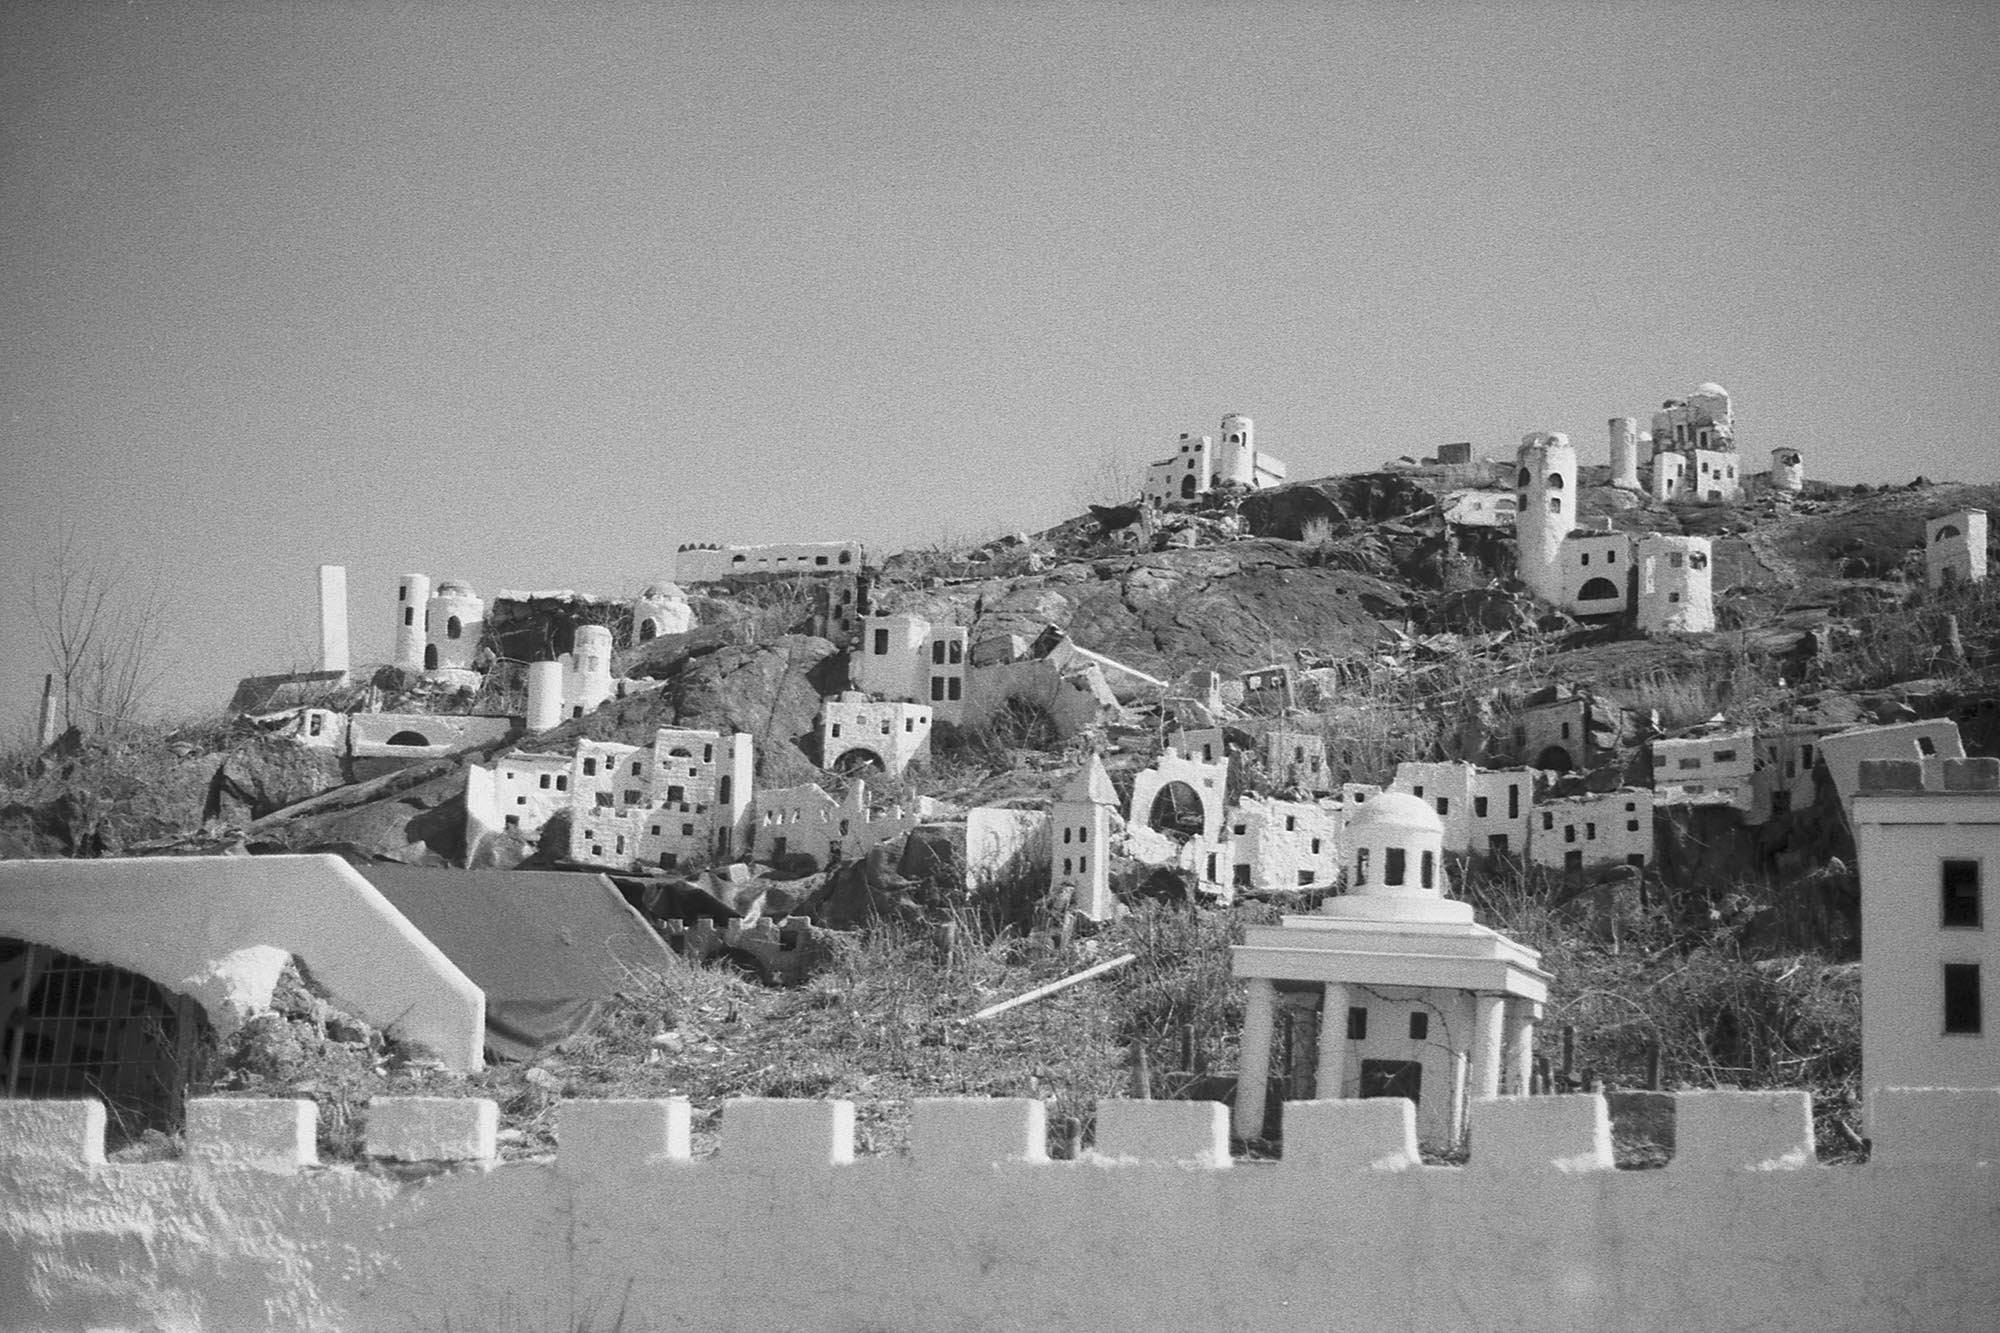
[1514,432,1575,606]
[393,573,431,671]
[1770,448,1804,494]
[423,580,485,673]
[1635,534,1715,634]
[1216,413,1257,487]
[1050,755,1118,922]
[1609,418,1642,491]
[1927,510,1989,590]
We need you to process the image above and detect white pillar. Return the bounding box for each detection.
[317,565,350,675]
[1315,981,1350,1101]
[1506,1003,1536,1096]
[525,661,563,733]
[1468,992,1506,1103]
[1234,977,1277,1141]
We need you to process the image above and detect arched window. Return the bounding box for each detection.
[385,730,430,747]
[423,644,439,670]
[639,621,657,642]
[1577,577,1620,602]
[1937,525,1961,542]
[1547,473,1565,489]
[447,616,462,640]
[1180,475,1197,499]
[1517,467,1531,486]
[1548,496,1562,513]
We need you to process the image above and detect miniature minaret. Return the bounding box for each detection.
[524,660,564,732]
[317,564,350,676]
[560,625,615,719]
[393,573,431,671]
[424,580,485,673]
[1215,413,1257,487]
[1609,417,1642,491]
[1051,754,1119,921]
[1514,431,1575,606]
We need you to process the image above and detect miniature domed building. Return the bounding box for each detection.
[633,581,692,642]
[1230,792,1550,1145]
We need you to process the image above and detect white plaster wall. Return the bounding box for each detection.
[755,784,843,866]
[346,713,513,762]
[1049,801,1113,919]
[524,660,563,733]
[478,752,572,843]
[855,613,930,701]
[1635,534,1715,634]
[1651,729,1756,810]
[1263,729,1329,792]
[1466,768,1535,857]
[1687,449,1741,504]
[1855,793,2000,1122]
[1819,721,1965,821]
[561,625,614,720]
[1128,749,1230,844]
[1649,451,1687,504]
[9,1090,1994,1331]
[1927,510,1990,589]
[0,856,484,1069]
[424,584,484,673]
[675,541,865,583]
[317,565,349,675]
[821,697,932,777]
[1529,791,1653,870]
[1227,797,1339,894]
[1144,433,1213,507]
[1770,449,1804,493]
[632,585,692,641]
[1563,532,1632,615]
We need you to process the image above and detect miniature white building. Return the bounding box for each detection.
[393,573,431,671]
[1648,450,1687,504]
[1239,664,1296,713]
[754,781,920,869]
[1141,413,1287,508]
[1514,431,1576,607]
[1264,728,1329,793]
[1753,723,1840,817]
[1647,384,1741,505]
[1230,793,1550,1143]
[819,693,932,777]
[675,541,865,584]
[1051,756,1119,921]
[1442,489,1518,528]
[468,752,573,844]
[569,728,755,871]
[424,580,485,674]
[1390,761,1535,858]
[1225,796,1340,896]
[1769,448,1804,494]
[1529,790,1654,872]
[1817,719,1965,822]
[1609,417,1643,491]
[855,613,968,723]
[524,661,564,732]
[1564,530,1632,617]
[1651,728,1756,812]
[1172,727,1227,765]
[1652,384,1734,453]
[632,583,692,642]
[318,565,350,676]
[1853,756,2000,1134]
[1927,510,1988,590]
[1635,534,1715,634]
[1128,746,1230,846]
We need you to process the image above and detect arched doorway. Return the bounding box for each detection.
[1576,577,1620,604]
[832,748,885,776]
[1180,474,1197,499]
[1147,780,1208,841]
[385,730,431,747]
[1533,745,1574,772]
[423,643,439,670]
[638,620,658,642]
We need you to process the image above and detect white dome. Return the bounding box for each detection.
[640,581,687,601]
[1694,381,1729,399]
[1347,791,1442,836]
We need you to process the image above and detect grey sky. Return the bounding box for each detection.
[3,1,1996,722]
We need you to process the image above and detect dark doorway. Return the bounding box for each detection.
[1534,745,1574,772]
[1147,781,1207,841]
[1358,1058,1422,1105]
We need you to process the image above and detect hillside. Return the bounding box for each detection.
[5,459,1999,1163]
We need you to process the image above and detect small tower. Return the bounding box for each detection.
[1927,510,1989,590]
[423,580,485,673]
[1608,418,1642,491]
[393,573,431,672]
[1636,534,1715,634]
[633,582,691,643]
[1514,431,1576,606]
[1215,413,1257,488]
[1051,754,1118,922]
[524,660,563,732]
[317,565,350,675]
[1769,448,1804,494]
[561,625,614,719]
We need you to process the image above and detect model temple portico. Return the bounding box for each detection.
[1230,792,1550,1143]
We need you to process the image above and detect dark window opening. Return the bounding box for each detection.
[1347,1007,1368,1040]
[1384,847,1407,886]
[1944,963,1982,1034]
[1943,859,1982,928]
[1408,1012,1429,1041]
[1358,1059,1421,1104]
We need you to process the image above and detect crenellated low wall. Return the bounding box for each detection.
[3,1089,1997,1331]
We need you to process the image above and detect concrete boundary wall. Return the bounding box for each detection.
[3,1090,1997,1331]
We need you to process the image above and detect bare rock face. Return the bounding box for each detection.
[205,738,345,824]
[1239,472,1442,538]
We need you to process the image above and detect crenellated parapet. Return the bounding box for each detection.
[4,1090,1998,1329]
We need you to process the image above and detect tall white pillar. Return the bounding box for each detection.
[525,661,563,733]
[1506,1003,1536,1096]
[1234,977,1277,1140]
[318,565,350,675]
[1315,981,1350,1101]
[1468,992,1507,1103]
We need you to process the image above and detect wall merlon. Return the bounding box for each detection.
[1671,1090,1816,1171]
[722,1097,856,1166]
[557,1098,692,1177]
[186,1098,317,1172]
[1469,1094,1613,1173]
[910,1097,1049,1167]
[1278,1097,1421,1172]
[0,1099,105,1166]
[1858,758,1925,792]
[1942,757,2000,791]
[365,1097,498,1163]
[1091,1098,1231,1168]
